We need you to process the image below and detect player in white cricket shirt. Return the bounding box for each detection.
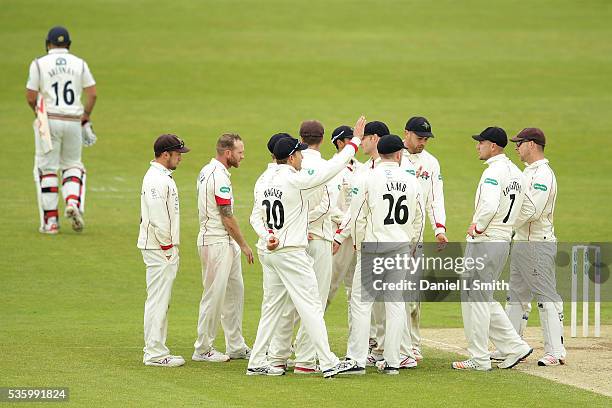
[328,126,361,309]
[502,128,566,366]
[247,116,366,378]
[284,120,338,373]
[333,121,389,362]
[26,26,97,234]
[193,134,254,363]
[342,135,424,375]
[137,134,190,367]
[400,116,448,361]
[452,127,532,371]
[249,133,298,369]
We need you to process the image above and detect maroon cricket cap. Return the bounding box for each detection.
[510,128,546,146]
[154,134,190,155]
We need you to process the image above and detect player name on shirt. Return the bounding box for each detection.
[503,181,521,197]
[263,188,283,199]
[386,182,407,192]
[47,66,78,78]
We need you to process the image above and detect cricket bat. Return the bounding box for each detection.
[34,95,52,154]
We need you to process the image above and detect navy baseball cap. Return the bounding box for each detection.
[378,135,407,154]
[331,125,353,143]
[154,134,190,155]
[267,133,292,154]
[273,137,308,160]
[405,116,434,137]
[46,26,71,46]
[364,121,390,137]
[472,126,507,148]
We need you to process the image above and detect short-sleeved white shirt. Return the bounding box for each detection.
[197,158,234,245]
[26,48,95,116]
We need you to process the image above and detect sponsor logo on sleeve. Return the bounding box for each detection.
[533,183,548,191]
[484,178,498,186]
[220,186,231,193]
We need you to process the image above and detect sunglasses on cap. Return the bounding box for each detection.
[162,139,185,152]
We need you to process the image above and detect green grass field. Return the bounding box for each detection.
[2,0,611,406]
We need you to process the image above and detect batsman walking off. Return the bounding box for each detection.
[26,26,97,234]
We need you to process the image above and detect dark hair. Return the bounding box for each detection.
[216,133,242,155]
[302,135,323,146]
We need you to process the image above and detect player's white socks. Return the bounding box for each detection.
[62,167,86,212]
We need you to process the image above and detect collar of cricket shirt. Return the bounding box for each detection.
[48,48,69,55]
[484,153,507,166]
[302,148,321,159]
[150,160,174,177]
[378,161,399,168]
[525,158,549,169]
[211,158,231,177]
[267,162,278,169]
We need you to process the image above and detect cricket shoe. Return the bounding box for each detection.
[537,353,565,367]
[192,348,230,362]
[246,365,285,376]
[324,359,365,378]
[145,355,185,367]
[228,347,251,360]
[376,360,399,375]
[498,347,533,369]
[293,365,320,375]
[412,348,424,361]
[399,355,418,369]
[39,221,59,235]
[451,359,492,371]
[65,205,84,232]
[366,353,384,367]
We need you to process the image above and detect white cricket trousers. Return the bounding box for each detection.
[248,249,340,372]
[506,242,566,358]
[329,237,358,337]
[194,241,247,355]
[461,242,529,368]
[346,252,406,368]
[142,249,179,363]
[293,239,333,368]
[34,118,86,228]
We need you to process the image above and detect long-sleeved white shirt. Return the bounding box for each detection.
[251,137,361,252]
[250,162,278,251]
[351,161,424,251]
[401,149,447,238]
[302,149,334,241]
[328,156,361,225]
[334,156,380,244]
[514,159,557,241]
[137,161,180,250]
[468,154,524,242]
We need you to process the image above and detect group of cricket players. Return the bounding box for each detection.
[28,26,566,380]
